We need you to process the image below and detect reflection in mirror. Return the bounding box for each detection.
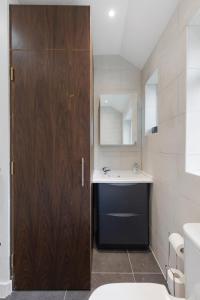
[100,93,137,146]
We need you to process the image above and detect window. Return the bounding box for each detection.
[186,13,200,175]
[145,70,159,135]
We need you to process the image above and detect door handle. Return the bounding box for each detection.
[81,157,84,187]
[108,183,138,187]
[106,213,141,218]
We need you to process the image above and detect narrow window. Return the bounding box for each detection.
[145,70,159,135]
[186,14,200,175]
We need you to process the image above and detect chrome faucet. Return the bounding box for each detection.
[102,167,111,175]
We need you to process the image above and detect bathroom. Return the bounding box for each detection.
[1,0,200,299]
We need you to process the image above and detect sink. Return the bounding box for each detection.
[93,170,153,184]
[93,170,151,249]
[105,171,139,178]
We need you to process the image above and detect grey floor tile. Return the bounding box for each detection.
[6,291,65,300]
[92,249,131,273]
[129,251,161,273]
[135,274,166,285]
[65,291,91,300]
[91,273,134,290]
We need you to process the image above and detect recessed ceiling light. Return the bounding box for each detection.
[104,100,108,104]
[108,9,116,18]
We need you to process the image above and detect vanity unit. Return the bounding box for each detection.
[93,171,153,250]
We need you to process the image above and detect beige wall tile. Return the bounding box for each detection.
[94,55,142,170]
[178,71,186,115]
[158,80,179,123]
[142,0,200,275]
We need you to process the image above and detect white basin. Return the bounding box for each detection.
[93,170,153,183]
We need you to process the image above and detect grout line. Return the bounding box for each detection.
[92,271,133,275]
[92,271,162,275]
[150,246,166,279]
[127,251,135,281]
[134,272,163,275]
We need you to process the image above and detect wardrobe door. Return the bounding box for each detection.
[66,49,91,289]
[10,5,91,290]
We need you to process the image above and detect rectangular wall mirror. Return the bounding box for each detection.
[100,93,137,146]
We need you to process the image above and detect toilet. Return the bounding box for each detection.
[89,223,200,300]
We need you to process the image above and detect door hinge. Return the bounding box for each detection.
[11,161,14,176]
[10,66,15,82]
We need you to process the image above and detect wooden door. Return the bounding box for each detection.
[10,5,91,290]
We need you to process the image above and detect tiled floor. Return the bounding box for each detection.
[4,249,166,300]
[92,248,166,287]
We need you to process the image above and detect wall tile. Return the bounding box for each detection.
[156,11,179,60]
[160,32,186,90]
[158,116,185,155]
[174,195,200,235]
[120,151,141,170]
[98,151,121,170]
[142,0,200,276]
[159,79,179,123]
[154,153,178,185]
[143,134,160,154]
[120,69,141,90]
[178,0,200,32]
[178,71,186,115]
[94,55,142,170]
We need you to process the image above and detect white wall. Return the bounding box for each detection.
[142,0,200,274]
[0,0,12,297]
[94,55,142,170]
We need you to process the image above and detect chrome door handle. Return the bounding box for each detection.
[81,157,84,187]
[106,213,141,218]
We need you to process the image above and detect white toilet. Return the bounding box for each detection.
[89,223,200,300]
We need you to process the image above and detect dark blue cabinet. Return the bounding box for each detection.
[94,183,150,250]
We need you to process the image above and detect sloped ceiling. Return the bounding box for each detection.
[17,0,181,69]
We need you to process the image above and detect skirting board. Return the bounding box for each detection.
[0,280,12,298]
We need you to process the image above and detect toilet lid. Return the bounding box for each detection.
[89,283,172,300]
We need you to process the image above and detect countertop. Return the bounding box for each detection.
[92,170,153,184]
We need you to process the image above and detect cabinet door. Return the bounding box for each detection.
[10,5,90,51]
[11,5,91,290]
[97,183,149,214]
[68,49,91,289]
[98,213,148,247]
[96,183,149,249]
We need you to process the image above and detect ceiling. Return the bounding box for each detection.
[17,0,181,69]
[101,94,132,114]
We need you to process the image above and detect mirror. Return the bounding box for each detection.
[100,93,137,146]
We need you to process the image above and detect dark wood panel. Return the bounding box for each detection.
[12,51,67,289]
[12,49,91,290]
[10,5,90,50]
[11,5,91,290]
[68,6,90,50]
[66,50,91,289]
